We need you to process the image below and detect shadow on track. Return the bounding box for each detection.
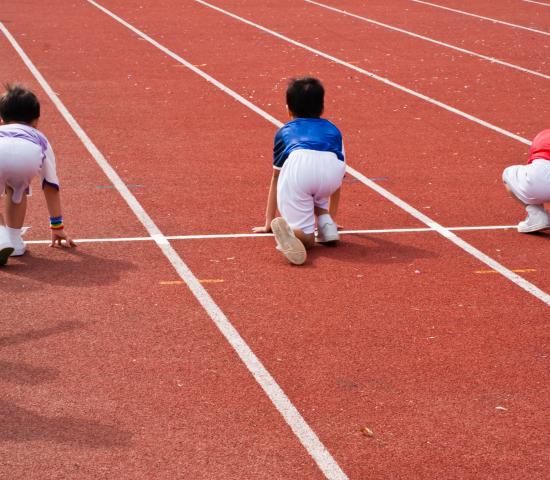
[0,360,59,385]
[0,321,83,385]
[0,249,136,291]
[0,399,132,448]
[308,234,438,264]
[0,321,83,348]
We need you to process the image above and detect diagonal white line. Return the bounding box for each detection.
[410,0,550,35]
[86,0,549,306]
[0,19,348,480]
[304,0,550,80]
[23,225,518,245]
[194,0,531,146]
[521,0,550,6]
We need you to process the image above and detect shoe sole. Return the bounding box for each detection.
[518,224,550,233]
[0,247,14,266]
[271,218,307,265]
[315,233,340,243]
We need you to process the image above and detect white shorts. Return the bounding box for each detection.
[277,149,346,234]
[0,137,43,204]
[502,159,550,205]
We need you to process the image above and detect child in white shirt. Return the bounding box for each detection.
[0,84,75,265]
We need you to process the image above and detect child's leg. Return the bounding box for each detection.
[503,183,522,204]
[292,228,315,249]
[4,186,27,228]
[0,191,15,264]
[313,158,345,243]
[503,163,550,232]
[276,159,317,250]
[3,187,28,255]
[314,206,329,216]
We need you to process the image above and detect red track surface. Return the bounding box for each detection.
[1,1,548,479]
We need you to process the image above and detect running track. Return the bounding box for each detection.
[0,1,548,479]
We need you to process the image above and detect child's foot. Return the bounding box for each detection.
[270,217,307,265]
[316,214,339,243]
[6,226,28,256]
[9,235,26,256]
[518,205,550,233]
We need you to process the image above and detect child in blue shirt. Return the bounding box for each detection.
[253,78,345,265]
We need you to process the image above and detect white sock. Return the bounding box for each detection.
[317,213,333,228]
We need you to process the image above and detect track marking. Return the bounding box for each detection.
[475,268,536,274]
[96,183,144,189]
[521,0,550,5]
[159,280,184,285]
[193,0,531,146]
[22,225,518,245]
[85,0,550,307]
[0,20,349,480]
[410,0,550,36]
[304,0,550,79]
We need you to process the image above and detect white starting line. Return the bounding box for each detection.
[23,224,518,245]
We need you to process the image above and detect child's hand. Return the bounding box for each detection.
[252,223,272,233]
[50,229,77,248]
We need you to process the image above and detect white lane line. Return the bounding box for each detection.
[410,0,550,35]
[194,0,531,146]
[86,2,550,305]
[0,20,349,480]
[521,0,550,6]
[23,225,518,245]
[304,0,550,80]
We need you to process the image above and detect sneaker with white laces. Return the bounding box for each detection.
[270,217,307,265]
[315,217,339,243]
[517,205,550,233]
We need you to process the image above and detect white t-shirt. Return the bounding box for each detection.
[0,123,59,189]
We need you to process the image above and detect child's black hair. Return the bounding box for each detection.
[286,77,324,118]
[0,84,40,124]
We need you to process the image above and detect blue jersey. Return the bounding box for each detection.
[273,118,344,169]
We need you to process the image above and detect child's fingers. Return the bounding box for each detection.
[50,234,77,248]
[59,237,76,248]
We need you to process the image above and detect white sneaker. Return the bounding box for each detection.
[517,205,550,233]
[10,237,26,256]
[270,217,307,265]
[7,227,28,256]
[316,217,339,243]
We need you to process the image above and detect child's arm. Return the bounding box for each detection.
[252,169,280,233]
[43,184,76,248]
